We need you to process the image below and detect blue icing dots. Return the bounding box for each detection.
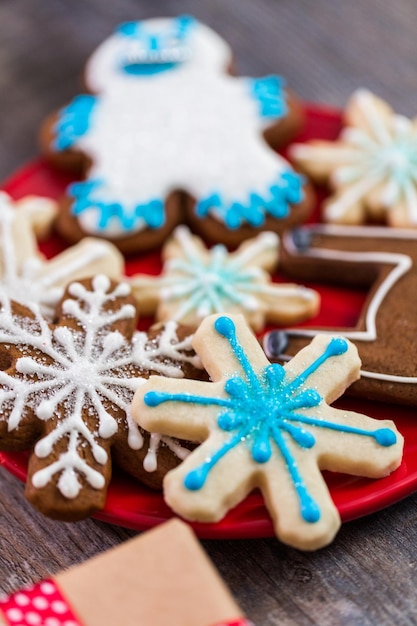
[249,75,287,120]
[195,171,304,229]
[69,179,165,231]
[144,318,397,525]
[54,95,97,150]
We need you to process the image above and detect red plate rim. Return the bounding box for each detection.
[1,102,416,539]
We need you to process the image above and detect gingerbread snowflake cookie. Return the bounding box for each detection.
[0,275,202,520]
[40,15,312,253]
[132,314,403,550]
[290,89,417,227]
[130,226,319,332]
[0,190,125,317]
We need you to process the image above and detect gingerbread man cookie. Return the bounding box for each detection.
[265,224,417,406]
[0,275,202,520]
[0,190,125,317]
[40,15,312,253]
[290,89,417,227]
[130,226,319,332]
[132,314,403,550]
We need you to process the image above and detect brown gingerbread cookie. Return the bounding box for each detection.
[0,275,202,520]
[39,16,312,253]
[264,224,417,406]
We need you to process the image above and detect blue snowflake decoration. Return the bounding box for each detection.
[145,316,397,524]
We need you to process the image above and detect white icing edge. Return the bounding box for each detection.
[273,225,417,384]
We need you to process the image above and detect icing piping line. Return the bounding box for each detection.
[266,225,416,384]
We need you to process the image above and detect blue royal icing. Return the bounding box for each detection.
[144,317,397,524]
[69,180,165,231]
[117,15,196,76]
[54,95,97,151]
[195,171,304,229]
[249,75,287,120]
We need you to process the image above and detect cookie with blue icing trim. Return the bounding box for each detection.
[131,313,403,550]
[130,226,319,331]
[39,15,311,253]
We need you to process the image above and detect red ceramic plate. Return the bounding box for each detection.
[1,104,416,538]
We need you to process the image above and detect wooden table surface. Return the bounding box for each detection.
[1,1,417,624]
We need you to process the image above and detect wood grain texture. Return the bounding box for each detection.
[1,1,417,624]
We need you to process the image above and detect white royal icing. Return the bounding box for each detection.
[291,89,417,225]
[0,275,199,497]
[63,18,293,237]
[0,192,123,316]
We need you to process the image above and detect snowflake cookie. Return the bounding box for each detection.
[40,15,312,253]
[289,89,417,227]
[1,191,58,240]
[132,313,403,550]
[0,275,203,520]
[130,226,319,331]
[0,190,124,317]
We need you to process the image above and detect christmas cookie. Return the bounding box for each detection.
[132,313,403,550]
[0,191,124,317]
[289,89,417,227]
[0,275,202,520]
[40,15,312,253]
[265,224,417,406]
[130,226,319,332]
[1,191,58,240]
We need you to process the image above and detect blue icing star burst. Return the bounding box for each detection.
[144,316,397,524]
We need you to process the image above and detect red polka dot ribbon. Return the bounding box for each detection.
[0,579,253,626]
[0,579,81,626]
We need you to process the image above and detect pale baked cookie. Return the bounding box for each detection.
[6,192,58,239]
[289,89,417,227]
[40,16,312,252]
[132,313,403,551]
[0,276,202,520]
[130,226,319,332]
[0,190,124,317]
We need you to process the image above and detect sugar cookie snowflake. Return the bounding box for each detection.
[132,314,403,550]
[0,275,201,519]
[50,16,306,247]
[130,226,319,331]
[290,89,417,227]
[0,191,124,317]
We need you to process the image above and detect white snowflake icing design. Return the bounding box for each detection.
[0,191,124,317]
[0,275,199,500]
[290,89,417,227]
[130,226,319,331]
